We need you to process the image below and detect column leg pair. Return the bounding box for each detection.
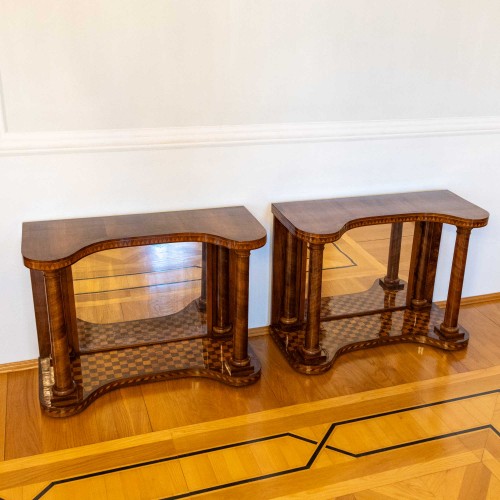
[203,243,253,373]
[408,222,471,339]
[275,218,472,363]
[271,218,325,363]
[303,223,406,359]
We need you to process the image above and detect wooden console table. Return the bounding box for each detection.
[22,207,266,417]
[271,190,489,374]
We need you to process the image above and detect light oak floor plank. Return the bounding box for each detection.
[1,368,498,498]
[4,369,43,460]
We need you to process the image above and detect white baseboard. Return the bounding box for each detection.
[1,116,500,156]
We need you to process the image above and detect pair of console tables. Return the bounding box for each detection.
[22,191,488,417]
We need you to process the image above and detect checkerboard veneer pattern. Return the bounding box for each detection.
[78,300,207,352]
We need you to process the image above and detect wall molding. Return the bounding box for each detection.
[0,358,37,374]
[1,116,500,156]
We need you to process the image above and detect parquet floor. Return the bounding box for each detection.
[1,223,499,499]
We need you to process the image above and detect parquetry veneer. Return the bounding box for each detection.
[271,190,489,374]
[22,207,266,417]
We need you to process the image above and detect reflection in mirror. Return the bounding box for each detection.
[72,242,204,352]
[321,223,414,296]
[304,223,414,319]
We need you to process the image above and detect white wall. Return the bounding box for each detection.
[2,0,500,132]
[1,1,500,364]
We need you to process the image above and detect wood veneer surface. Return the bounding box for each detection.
[22,206,267,270]
[272,190,489,243]
[0,364,498,498]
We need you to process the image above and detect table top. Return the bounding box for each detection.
[272,190,489,243]
[22,206,267,270]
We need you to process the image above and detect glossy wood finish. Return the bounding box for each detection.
[213,246,231,335]
[280,231,300,326]
[29,269,51,358]
[22,206,266,416]
[407,221,443,309]
[301,243,326,362]
[2,226,500,496]
[380,222,404,290]
[272,217,307,332]
[272,190,488,244]
[229,250,254,375]
[22,206,267,270]
[271,190,488,374]
[43,270,77,398]
[197,243,208,312]
[436,227,472,339]
[1,364,499,497]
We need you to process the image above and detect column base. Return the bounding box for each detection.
[52,380,77,398]
[434,324,466,340]
[411,298,432,310]
[379,278,404,291]
[298,345,327,365]
[225,359,255,377]
[212,324,233,336]
[278,318,303,332]
[50,383,83,408]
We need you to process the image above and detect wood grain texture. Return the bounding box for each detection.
[22,207,266,417]
[3,304,497,457]
[406,221,442,309]
[380,222,403,289]
[0,360,38,374]
[437,227,472,338]
[22,206,267,270]
[271,190,488,374]
[4,369,43,460]
[1,366,498,496]
[5,223,498,498]
[272,190,488,244]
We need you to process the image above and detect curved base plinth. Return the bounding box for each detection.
[271,303,468,375]
[39,338,260,418]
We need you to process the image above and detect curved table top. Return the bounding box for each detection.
[272,190,489,244]
[22,206,267,271]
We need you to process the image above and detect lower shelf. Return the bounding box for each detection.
[272,300,468,375]
[77,299,207,352]
[39,337,261,417]
[318,279,407,320]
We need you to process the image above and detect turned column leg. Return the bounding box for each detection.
[408,222,442,309]
[229,249,252,374]
[380,222,404,290]
[280,231,299,327]
[300,242,326,363]
[271,217,287,326]
[435,227,471,339]
[30,269,51,358]
[412,223,432,308]
[213,246,232,335]
[44,269,77,397]
[197,243,207,312]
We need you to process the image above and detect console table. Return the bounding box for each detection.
[22,207,266,417]
[271,190,489,374]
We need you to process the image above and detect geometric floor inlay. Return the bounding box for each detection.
[27,389,500,499]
